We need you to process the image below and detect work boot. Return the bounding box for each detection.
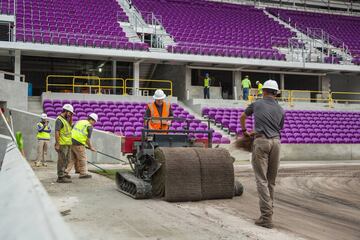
[79,174,92,179]
[42,162,48,167]
[75,171,80,174]
[56,177,72,183]
[255,217,273,229]
[64,174,71,179]
[34,162,41,167]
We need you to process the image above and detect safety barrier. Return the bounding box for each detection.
[289,90,332,107]
[124,78,173,96]
[46,75,125,94]
[46,75,173,96]
[331,92,360,104]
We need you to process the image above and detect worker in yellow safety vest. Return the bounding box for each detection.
[55,104,74,183]
[241,75,252,100]
[256,81,263,98]
[145,89,173,132]
[203,73,211,99]
[35,113,51,167]
[66,113,97,179]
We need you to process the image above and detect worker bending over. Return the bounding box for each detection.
[145,89,173,131]
[35,113,51,167]
[66,113,97,179]
[240,80,284,229]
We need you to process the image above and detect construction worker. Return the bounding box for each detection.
[67,113,97,179]
[241,75,251,100]
[240,80,284,229]
[256,81,263,98]
[203,73,211,99]
[55,104,74,183]
[145,89,173,131]
[35,113,51,167]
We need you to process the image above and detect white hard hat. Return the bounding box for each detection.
[62,104,74,113]
[41,113,48,120]
[263,80,279,91]
[89,113,98,122]
[153,89,166,100]
[256,81,260,85]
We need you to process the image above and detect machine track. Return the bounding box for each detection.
[115,172,152,199]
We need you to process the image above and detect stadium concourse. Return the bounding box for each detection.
[0,0,360,240]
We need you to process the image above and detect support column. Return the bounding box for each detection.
[233,71,241,100]
[185,66,191,100]
[14,50,21,82]
[112,60,117,94]
[280,73,285,91]
[133,61,140,96]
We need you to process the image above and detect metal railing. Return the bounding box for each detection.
[331,92,360,104]
[124,78,173,96]
[0,70,25,82]
[46,75,125,94]
[45,75,173,96]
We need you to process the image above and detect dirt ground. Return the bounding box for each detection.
[33,161,360,240]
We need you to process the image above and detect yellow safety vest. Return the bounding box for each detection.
[72,120,91,146]
[36,122,51,140]
[204,77,210,88]
[57,116,72,145]
[258,83,263,95]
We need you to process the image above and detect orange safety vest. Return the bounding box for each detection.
[147,102,170,131]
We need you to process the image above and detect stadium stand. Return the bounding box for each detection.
[267,8,360,65]
[132,0,293,60]
[203,107,360,144]
[14,0,149,50]
[42,99,231,144]
[0,0,13,15]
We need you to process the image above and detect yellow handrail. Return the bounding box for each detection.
[124,78,173,96]
[289,90,332,107]
[46,75,125,94]
[331,91,360,103]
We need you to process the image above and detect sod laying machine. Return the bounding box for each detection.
[116,117,243,201]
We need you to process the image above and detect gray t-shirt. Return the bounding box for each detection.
[245,97,285,138]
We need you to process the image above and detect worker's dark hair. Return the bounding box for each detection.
[263,88,277,96]
[88,116,95,121]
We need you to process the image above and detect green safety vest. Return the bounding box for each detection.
[36,122,51,140]
[16,131,24,151]
[57,116,72,145]
[242,78,251,89]
[204,77,210,88]
[71,120,91,146]
[258,83,263,95]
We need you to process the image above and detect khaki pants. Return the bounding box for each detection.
[251,136,281,221]
[66,145,88,176]
[57,145,71,178]
[36,139,49,164]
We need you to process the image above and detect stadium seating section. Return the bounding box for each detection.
[202,107,360,144]
[14,0,149,50]
[0,0,13,15]
[43,99,231,144]
[132,0,291,60]
[267,8,360,65]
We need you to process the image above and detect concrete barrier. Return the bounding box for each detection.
[9,108,125,164]
[0,134,75,240]
[0,77,28,111]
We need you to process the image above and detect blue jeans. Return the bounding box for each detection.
[243,88,249,100]
[204,87,210,99]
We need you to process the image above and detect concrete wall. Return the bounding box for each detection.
[0,78,28,110]
[280,144,360,161]
[329,73,360,102]
[10,108,125,164]
[189,86,222,99]
[228,143,360,161]
[0,134,75,240]
[152,64,186,100]
[42,92,178,104]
